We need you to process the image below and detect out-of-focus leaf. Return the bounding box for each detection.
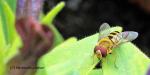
[4,36,21,63]
[5,0,17,13]
[49,24,64,47]
[0,0,16,44]
[0,13,6,75]
[41,1,65,47]
[0,54,6,75]
[0,0,21,62]
[41,1,65,25]
[0,14,6,50]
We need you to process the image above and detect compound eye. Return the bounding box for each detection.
[94,46,101,53]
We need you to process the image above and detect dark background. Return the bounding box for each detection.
[43,0,150,57]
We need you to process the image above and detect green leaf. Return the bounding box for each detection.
[0,0,21,62]
[41,1,65,47]
[36,25,150,75]
[50,24,64,47]
[101,42,150,75]
[0,16,6,75]
[0,53,6,75]
[36,26,125,75]
[89,69,102,75]
[5,0,16,13]
[0,19,6,75]
[36,33,99,75]
[0,0,16,44]
[0,14,6,50]
[36,37,78,75]
[0,1,20,74]
[41,1,65,25]
[4,36,21,63]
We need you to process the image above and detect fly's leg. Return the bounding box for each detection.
[108,49,119,69]
[108,49,118,69]
[101,59,104,75]
[114,51,119,69]
[92,54,99,65]
[92,54,95,65]
[102,67,104,75]
[108,49,112,54]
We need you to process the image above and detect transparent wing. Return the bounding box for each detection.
[99,23,111,40]
[117,31,138,43]
[99,23,111,32]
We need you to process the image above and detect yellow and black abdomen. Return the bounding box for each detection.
[107,31,120,46]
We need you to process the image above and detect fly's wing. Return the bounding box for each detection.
[99,23,111,40]
[117,31,138,43]
[99,23,111,32]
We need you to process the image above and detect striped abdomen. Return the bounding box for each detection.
[107,31,121,46]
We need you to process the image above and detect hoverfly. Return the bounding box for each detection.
[94,23,138,59]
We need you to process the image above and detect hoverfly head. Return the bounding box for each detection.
[94,46,107,58]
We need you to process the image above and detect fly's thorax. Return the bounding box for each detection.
[98,37,114,50]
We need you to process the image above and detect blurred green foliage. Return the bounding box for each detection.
[0,0,65,75]
[0,0,21,75]
[41,2,65,47]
